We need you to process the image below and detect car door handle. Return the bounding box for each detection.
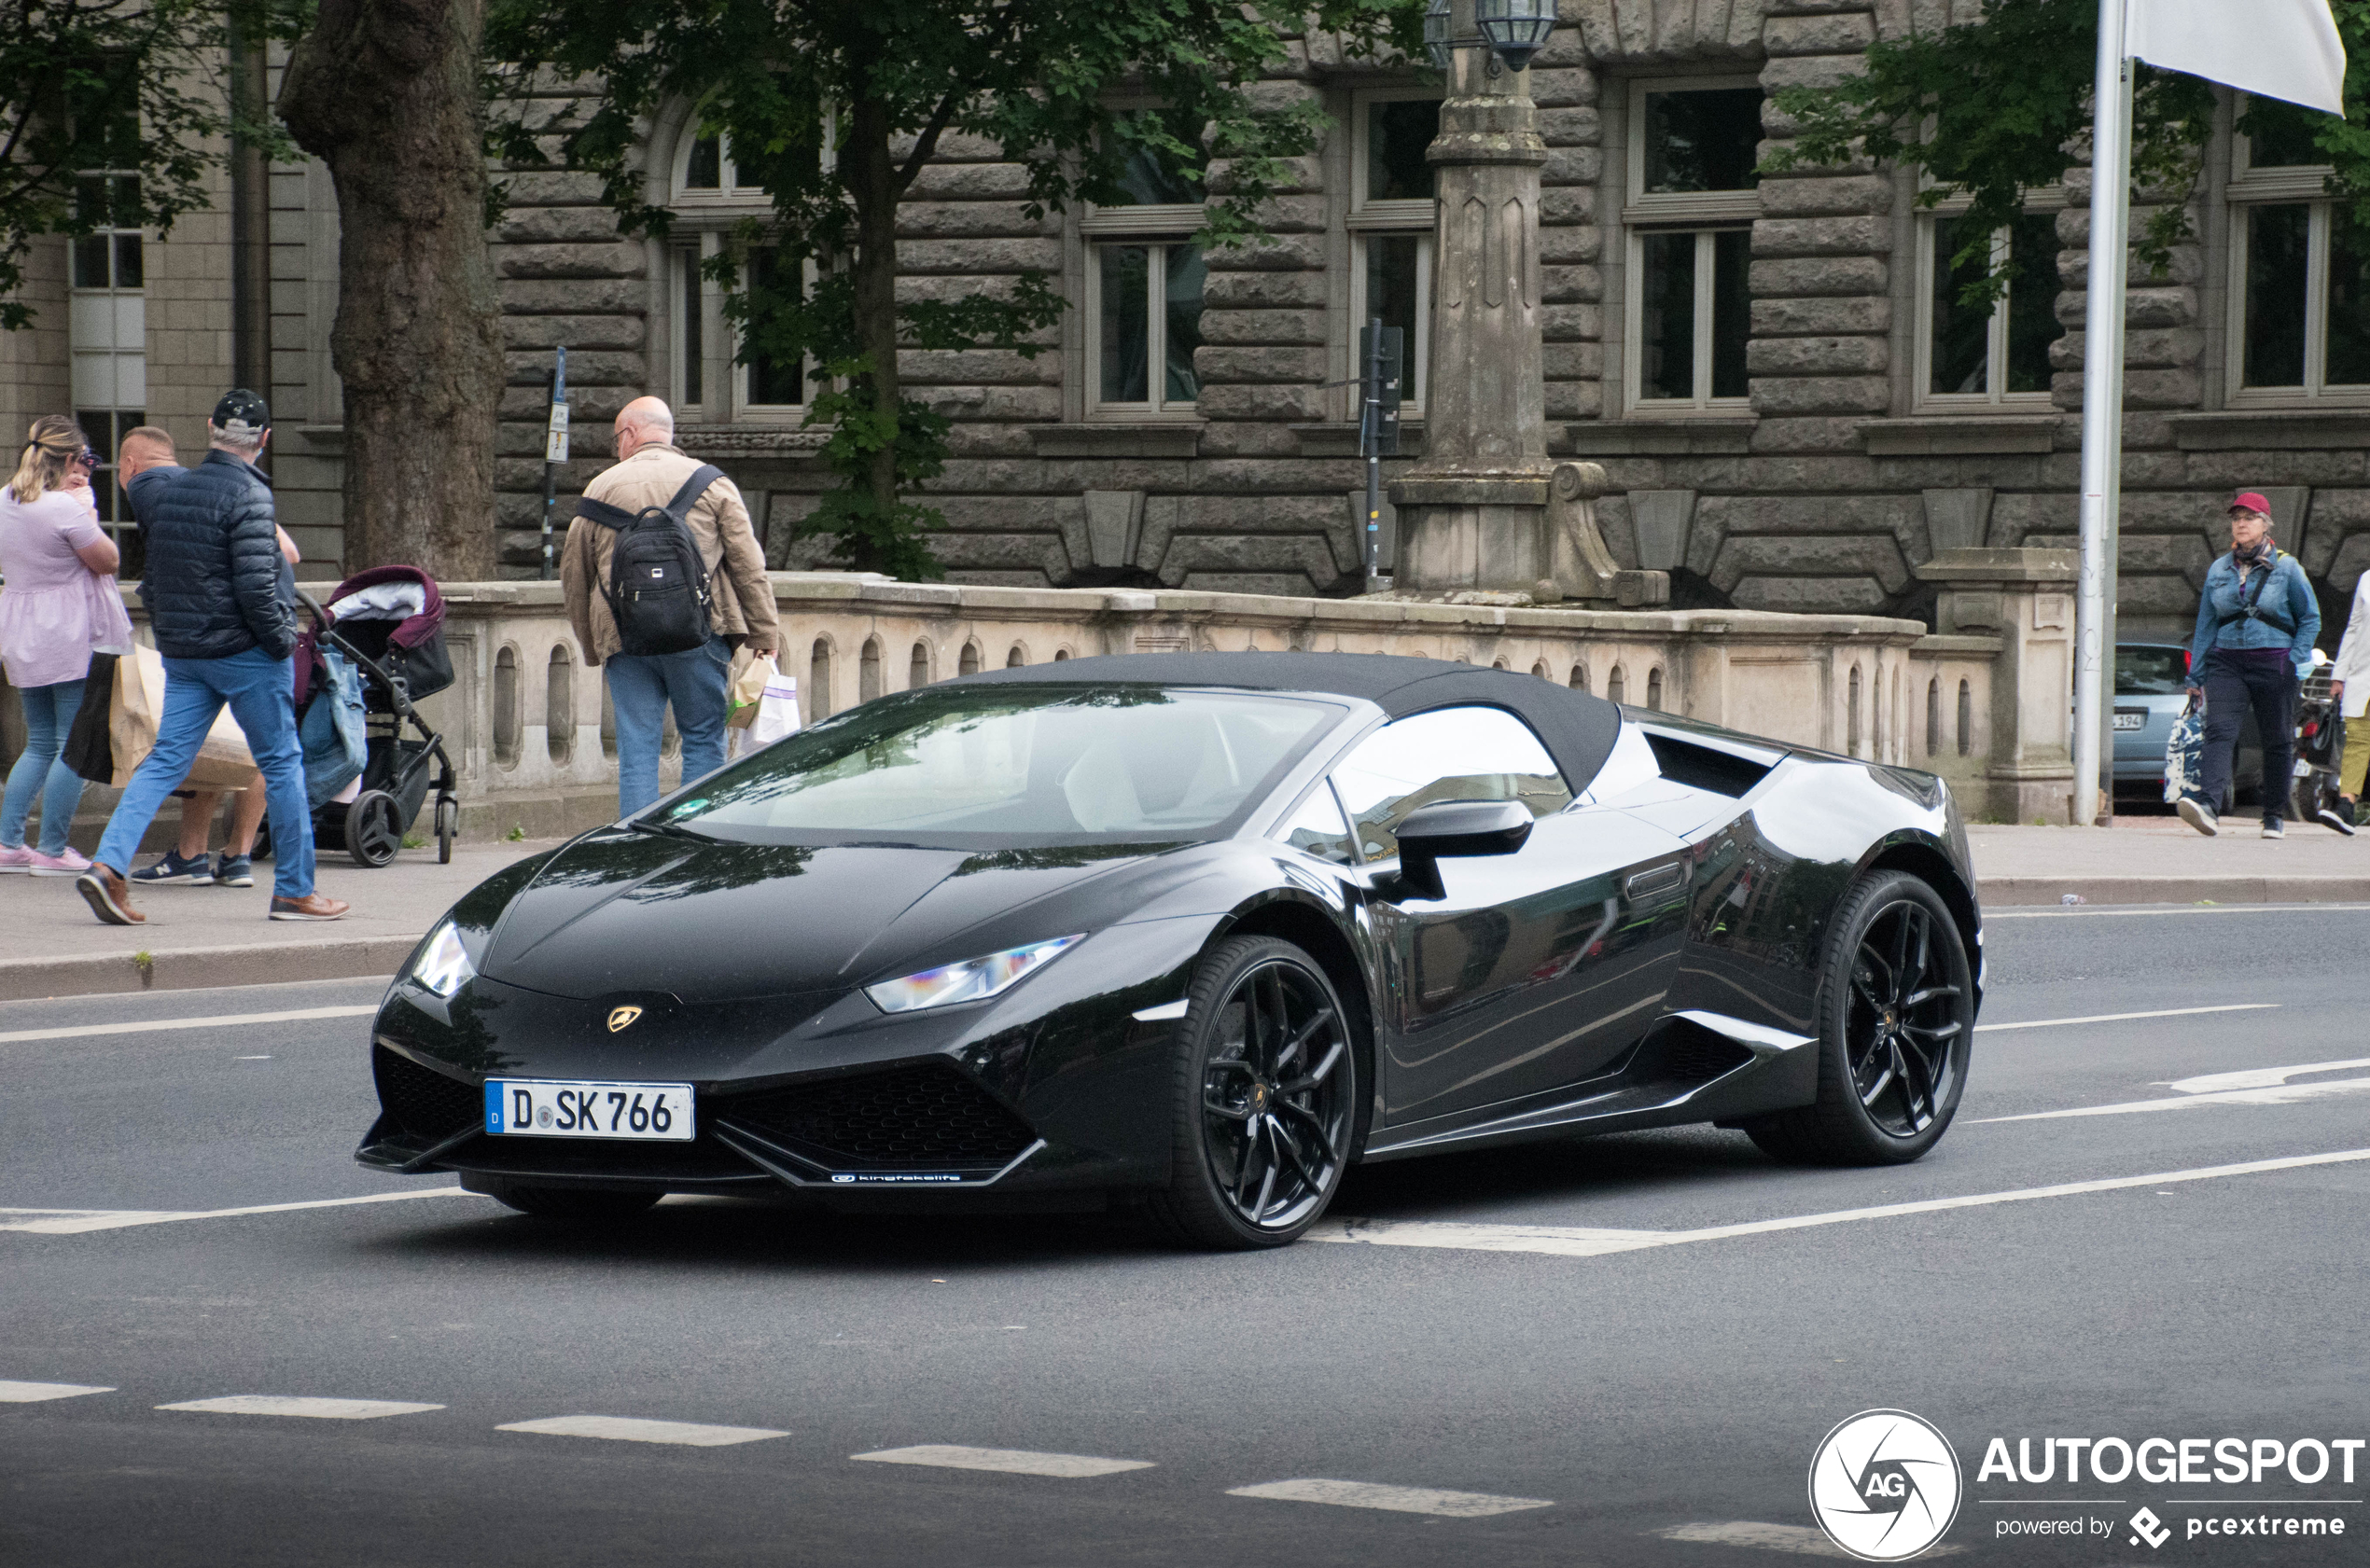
[1625,861,1686,899]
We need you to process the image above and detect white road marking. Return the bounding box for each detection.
[1228,1478,1554,1517]
[497,1415,788,1447]
[2168,1057,2370,1093]
[1973,1080,2370,1121]
[1990,904,2370,919]
[0,1381,113,1403]
[159,1395,442,1420]
[1655,1521,1964,1559]
[0,1187,474,1235]
[0,1005,376,1047]
[1309,1149,2370,1260]
[851,1445,1153,1478]
[1975,1003,2277,1033]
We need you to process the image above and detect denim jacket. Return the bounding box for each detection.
[2188,549,2319,678]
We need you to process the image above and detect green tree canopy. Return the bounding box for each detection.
[486,0,1424,580]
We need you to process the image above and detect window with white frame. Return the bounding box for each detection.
[1349,90,1439,417]
[668,128,828,421]
[1624,78,1763,412]
[1917,203,2064,407]
[70,170,145,562]
[2227,109,2370,401]
[1080,110,1207,416]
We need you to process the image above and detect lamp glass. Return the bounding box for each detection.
[1473,0,1556,70]
[1423,0,1453,70]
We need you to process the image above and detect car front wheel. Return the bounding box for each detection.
[1747,871,1973,1167]
[1144,936,1359,1250]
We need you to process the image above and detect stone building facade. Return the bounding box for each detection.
[7,3,2366,645]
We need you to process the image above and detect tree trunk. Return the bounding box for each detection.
[846,98,902,522]
[279,0,503,580]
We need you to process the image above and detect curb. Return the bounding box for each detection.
[1976,876,2370,908]
[0,937,413,1003]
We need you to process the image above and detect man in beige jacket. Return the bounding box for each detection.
[561,396,779,814]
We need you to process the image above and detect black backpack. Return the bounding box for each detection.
[579,465,723,657]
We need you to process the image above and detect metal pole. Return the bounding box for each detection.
[539,346,569,581]
[1363,315,1383,590]
[2073,0,2132,827]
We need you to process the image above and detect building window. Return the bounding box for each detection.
[668,125,830,422]
[1917,207,2064,407]
[1080,110,1207,417]
[72,171,145,564]
[2228,114,2370,401]
[1624,79,1763,413]
[1349,90,1440,416]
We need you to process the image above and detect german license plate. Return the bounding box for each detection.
[2112,711,2145,730]
[485,1079,694,1141]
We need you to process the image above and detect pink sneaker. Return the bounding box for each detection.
[0,843,31,873]
[27,846,93,878]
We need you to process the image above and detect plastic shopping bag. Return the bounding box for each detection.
[727,664,802,759]
[2163,696,2204,804]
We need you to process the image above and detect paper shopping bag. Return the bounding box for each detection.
[114,645,259,789]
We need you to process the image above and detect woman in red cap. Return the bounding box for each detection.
[2180,492,2321,838]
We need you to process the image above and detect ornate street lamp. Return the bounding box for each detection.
[1473,0,1556,72]
[1424,0,1454,70]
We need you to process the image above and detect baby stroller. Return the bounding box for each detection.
[279,566,460,867]
[2292,649,2348,830]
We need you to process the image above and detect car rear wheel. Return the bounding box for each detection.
[1746,872,1973,1167]
[1144,937,1359,1250]
[490,1185,663,1221]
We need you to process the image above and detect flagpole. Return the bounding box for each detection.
[2074,0,2134,827]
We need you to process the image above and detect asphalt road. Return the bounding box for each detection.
[5,906,2367,1566]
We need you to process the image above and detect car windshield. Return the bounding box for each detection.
[654,684,1343,847]
[2117,646,2188,695]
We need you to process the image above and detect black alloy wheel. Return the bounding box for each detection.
[1747,871,1973,1166]
[1148,936,1359,1249]
[345,789,403,867]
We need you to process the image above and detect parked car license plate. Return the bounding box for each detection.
[2112,711,2146,730]
[485,1079,694,1141]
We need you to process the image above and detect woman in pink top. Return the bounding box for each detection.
[0,415,135,873]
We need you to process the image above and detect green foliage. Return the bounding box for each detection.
[0,0,304,331]
[1765,0,2370,309]
[485,0,1424,579]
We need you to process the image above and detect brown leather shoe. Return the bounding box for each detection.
[269,892,351,922]
[76,866,144,925]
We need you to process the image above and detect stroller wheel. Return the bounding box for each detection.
[435,798,456,865]
[347,790,403,867]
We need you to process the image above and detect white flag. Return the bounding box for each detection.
[2127,0,2347,116]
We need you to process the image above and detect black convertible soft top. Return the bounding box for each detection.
[960,652,1624,795]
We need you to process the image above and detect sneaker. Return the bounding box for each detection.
[76,865,144,926]
[269,893,350,922]
[212,853,255,888]
[131,850,215,886]
[0,843,31,874]
[2318,799,2359,836]
[2177,796,2220,838]
[26,846,92,878]
[2262,817,2285,840]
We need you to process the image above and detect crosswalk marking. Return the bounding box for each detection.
[0,1381,113,1403]
[1656,1521,1965,1558]
[852,1444,1153,1478]
[1973,1079,2370,1122]
[0,1187,473,1234]
[0,1006,377,1047]
[1227,1478,1553,1517]
[497,1415,788,1447]
[158,1395,443,1420]
[1311,1219,1665,1257]
[1974,1003,2277,1033]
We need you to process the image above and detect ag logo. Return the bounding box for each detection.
[1807,1409,1963,1561]
[606,1005,643,1033]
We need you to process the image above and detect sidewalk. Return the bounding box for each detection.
[4,819,2362,1002]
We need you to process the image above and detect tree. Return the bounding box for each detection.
[281,0,505,580]
[486,0,1422,580]
[0,0,239,331]
[1767,0,2370,307]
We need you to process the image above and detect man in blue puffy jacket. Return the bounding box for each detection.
[75,392,350,925]
[2178,491,2321,840]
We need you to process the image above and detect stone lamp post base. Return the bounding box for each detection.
[1388,461,1669,607]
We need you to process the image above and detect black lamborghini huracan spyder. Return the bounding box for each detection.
[361,653,1983,1248]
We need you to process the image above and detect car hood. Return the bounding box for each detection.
[480,828,1169,1002]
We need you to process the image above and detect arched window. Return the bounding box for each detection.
[1607,666,1626,704]
[909,641,931,689]
[809,637,833,722]
[859,637,884,701]
[959,642,983,675]
[1569,662,1589,694]
[1645,666,1664,711]
[1007,645,1027,668]
[1530,659,1550,680]
[663,122,830,423]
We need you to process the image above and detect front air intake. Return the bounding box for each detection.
[372,1045,481,1141]
[717,1063,1037,1170]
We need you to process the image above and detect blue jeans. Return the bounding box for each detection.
[606,634,732,816]
[2,677,89,855]
[96,647,314,898]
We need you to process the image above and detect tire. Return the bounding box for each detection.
[1141,936,1360,1250]
[492,1186,663,1221]
[435,797,456,865]
[1746,871,1974,1167]
[345,789,403,867]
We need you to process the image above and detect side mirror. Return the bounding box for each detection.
[1386,798,1534,901]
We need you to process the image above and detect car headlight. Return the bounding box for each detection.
[408,920,476,998]
[864,935,1083,1014]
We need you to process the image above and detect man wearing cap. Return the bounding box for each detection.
[75,391,349,924]
[2179,491,2321,840]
